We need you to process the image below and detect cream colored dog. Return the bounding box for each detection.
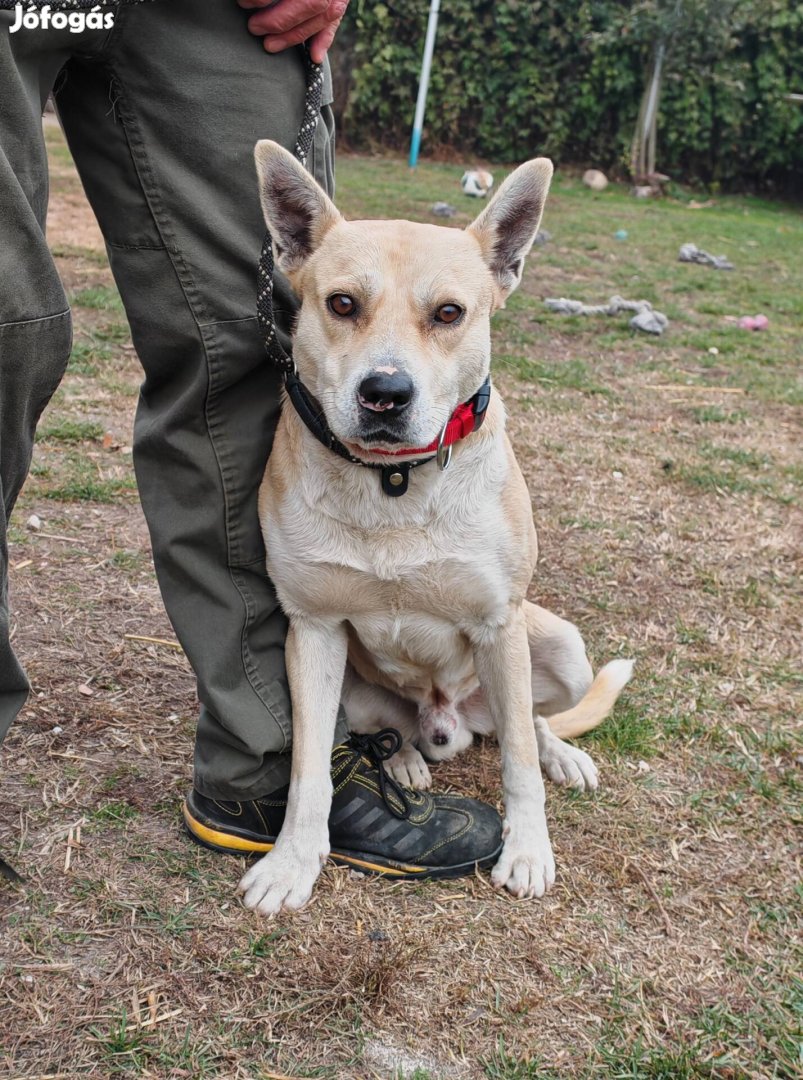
[238,143,631,916]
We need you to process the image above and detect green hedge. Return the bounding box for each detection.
[332,0,803,193]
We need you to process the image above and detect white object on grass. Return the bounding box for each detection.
[461,169,494,198]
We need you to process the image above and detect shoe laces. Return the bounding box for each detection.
[345,728,412,820]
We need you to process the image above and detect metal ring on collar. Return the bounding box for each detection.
[436,421,452,471]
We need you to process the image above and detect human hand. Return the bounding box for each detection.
[238,0,350,64]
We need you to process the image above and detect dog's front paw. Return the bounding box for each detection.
[385,745,432,790]
[538,735,599,792]
[491,829,556,899]
[238,840,328,916]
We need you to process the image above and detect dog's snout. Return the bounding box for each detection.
[431,731,450,746]
[357,372,414,414]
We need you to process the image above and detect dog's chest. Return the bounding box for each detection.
[269,507,509,702]
[266,487,511,621]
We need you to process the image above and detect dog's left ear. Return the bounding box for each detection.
[466,158,553,304]
[254,140,342,276]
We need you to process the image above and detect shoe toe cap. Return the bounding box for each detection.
[429,795,503,867]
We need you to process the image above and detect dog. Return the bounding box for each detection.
[238,141,631,915]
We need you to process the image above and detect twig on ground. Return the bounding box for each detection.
[15,964,74,972]
[124,633,182,649]
[64,823,82,872]
[35,532,79,543]
[627,859,674,936]
[123,1006,183,1032]
[21,1074,78,1079]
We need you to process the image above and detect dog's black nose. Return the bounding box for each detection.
[431,732,449,746]
[357,372,414,413]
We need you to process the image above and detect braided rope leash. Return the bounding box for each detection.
[256,53,324,378]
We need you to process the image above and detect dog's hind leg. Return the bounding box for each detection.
[341,665,432,790]
[525,602,600,792]
[525,602,593,714]
[533,713,600,791]
[532,656,634,791]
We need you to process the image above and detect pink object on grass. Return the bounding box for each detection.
[739,314,769,331]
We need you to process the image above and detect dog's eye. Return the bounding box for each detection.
[434,303,463,325]
[328,294,357,318]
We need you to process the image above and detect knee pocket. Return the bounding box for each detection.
[0,309,72,417]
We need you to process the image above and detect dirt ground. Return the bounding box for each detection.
[0,125,800,1079]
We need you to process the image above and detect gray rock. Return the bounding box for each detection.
[678,242,734,270]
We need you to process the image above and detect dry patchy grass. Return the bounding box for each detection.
[0,131,800,1079]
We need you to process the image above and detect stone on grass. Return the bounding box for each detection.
[583,169,608,191]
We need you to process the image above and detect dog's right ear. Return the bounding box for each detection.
[466,158,553,305]
[254,140,341,276]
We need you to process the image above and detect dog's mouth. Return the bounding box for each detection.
[342,409,450,458]
[319,385,454,461]
[342,421,439,457]
[355,429,408,446]
[342,431,440,462]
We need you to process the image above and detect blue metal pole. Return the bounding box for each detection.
[409,0,440,168]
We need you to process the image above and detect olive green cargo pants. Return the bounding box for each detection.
[0,0,346,798]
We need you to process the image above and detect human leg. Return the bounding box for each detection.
[55,0,341,797]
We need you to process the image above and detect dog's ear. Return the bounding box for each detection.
[254,140,341,275]
[466,158,553,303]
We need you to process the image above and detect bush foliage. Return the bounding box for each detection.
[333,0,803,192]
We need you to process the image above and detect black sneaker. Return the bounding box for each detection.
[183,729,502,880]
[0,854,23,885]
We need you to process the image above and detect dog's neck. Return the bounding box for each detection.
[279,387,508,527]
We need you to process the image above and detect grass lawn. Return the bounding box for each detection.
[0,125,800,1078]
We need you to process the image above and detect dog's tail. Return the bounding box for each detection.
[545,658,634,739]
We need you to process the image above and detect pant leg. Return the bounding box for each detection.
[0,16,78,742]
[54,0,344,800]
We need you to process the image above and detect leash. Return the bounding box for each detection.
[256,52,491,498]
[256,51,324,380]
